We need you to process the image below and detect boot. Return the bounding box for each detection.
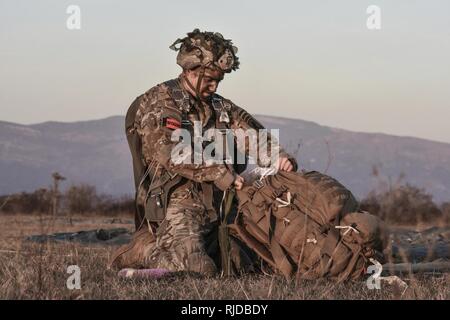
[108,227,156,270]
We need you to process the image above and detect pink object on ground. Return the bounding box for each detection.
[118,268,172,279]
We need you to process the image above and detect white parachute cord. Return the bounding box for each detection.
[275,192,291,208]
[335,225,360,236]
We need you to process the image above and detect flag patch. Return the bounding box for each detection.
[162,117,181,130]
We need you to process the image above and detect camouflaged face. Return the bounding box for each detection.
[170,28,239,73]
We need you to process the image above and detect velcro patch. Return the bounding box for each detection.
[162,117,181,130]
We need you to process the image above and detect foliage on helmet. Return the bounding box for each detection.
[170,29,240,73]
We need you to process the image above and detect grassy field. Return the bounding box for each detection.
[0,214,448,300]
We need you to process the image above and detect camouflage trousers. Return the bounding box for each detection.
[145,187,218,274]
[139,185,257,275]
[109,184,257,274]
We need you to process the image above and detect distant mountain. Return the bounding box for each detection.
[1,115,449,202]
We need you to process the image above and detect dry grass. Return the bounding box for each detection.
[0,214,448,300]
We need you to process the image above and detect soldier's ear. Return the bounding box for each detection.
[183,68,194,78]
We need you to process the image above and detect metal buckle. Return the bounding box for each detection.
[166,171,178,180]
[181,119,192,127]
[217,128,227,135]
[253,179,264,189]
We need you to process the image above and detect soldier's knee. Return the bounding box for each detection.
[186,252,217,275]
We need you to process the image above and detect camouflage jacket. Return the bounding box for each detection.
[128,76,297,225]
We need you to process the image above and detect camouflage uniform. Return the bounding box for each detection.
[119,29,297,274]
[129,77,297,274]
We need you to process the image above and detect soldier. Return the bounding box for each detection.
[111,29,298,275]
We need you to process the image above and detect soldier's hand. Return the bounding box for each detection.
[233,175,245,190]
[277,156,294,172]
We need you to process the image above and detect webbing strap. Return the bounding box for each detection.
[319,228,340,277]
[201,182,217,222]
[337,247,363,282]
[278,214,304,248]
[270,238,294,279]
[218,189,237,276]
[318,193,345,277]
[230,218,276,269]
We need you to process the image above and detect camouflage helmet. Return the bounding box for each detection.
[169,29,239,73]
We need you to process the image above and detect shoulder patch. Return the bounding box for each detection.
[161,117,181,130]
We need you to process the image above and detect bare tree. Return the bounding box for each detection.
[51,172,66,217]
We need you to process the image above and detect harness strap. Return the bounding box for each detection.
[270,237,294,279]
[195,67,206,99]
[200,182,217,222]
[319,227,341,277]
[218,188,236,276]
[337,246,364,282]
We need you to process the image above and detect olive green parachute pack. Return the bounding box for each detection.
[229,170,386,281]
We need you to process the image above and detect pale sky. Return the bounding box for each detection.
[1,0,449,143]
